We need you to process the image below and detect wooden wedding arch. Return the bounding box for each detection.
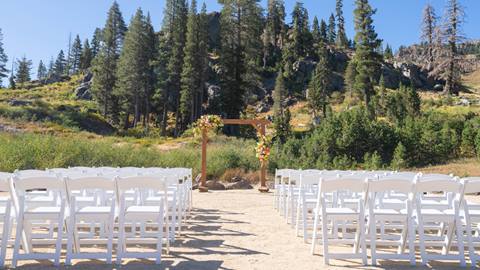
[198,119,271,193]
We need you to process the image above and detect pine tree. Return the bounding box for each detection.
[327,13,336,44]
[180,0,209,131]
[345,59,358,99]
[218,0,263,122]
[441,0,465,95]
[353,0,382,114]
[384,44,393,59]
[37,60,47,81]
[262,0,286,68]
[91,28,102,58]
[273,70,290,143]
[80,39,93,71]
[115,9,154,128]
[0,28,8,86]
[308,40,332,119]
[53,50,67,77]
[405,83,421,117]
[421,4,438,71]
[47,57,54,78]
[91,1,126,121]
[335,0,348,48]
[163,0,188,135]
[69,35,82,74]
[15,56,32,87]
[290,2,311,59]
[319,19,328,43]
[312,16,321,45]
[391,142,408,169]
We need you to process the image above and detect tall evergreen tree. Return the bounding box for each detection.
[37,60,47,81]
[353,0,382,114]
[327,13,336,44]
[308,40,332,119]
[115,9,155,128]
[262,0,286,68]
[53,50,67,77]
[179,0,209,131]
[91,1,127,121]
[0,29,8,86]
[91,28,103,58]
[80,39,93,71]
[163,0,188,135]
[273,70,291,143]
[421,4,438,71]
[384,44,394,59]
[312,16,321,45]
[290,2,311,59]
[319,19,328,43]
[69,35,82,74]
[218,0,263,122]
[335,0,348,48]
[15,56,32,87]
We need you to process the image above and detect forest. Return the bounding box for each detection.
[0,0,479,172]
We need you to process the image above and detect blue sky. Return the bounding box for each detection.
[0,0,478,79]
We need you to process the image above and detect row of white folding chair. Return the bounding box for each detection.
[10,173,172,267]
[306,173,471,266]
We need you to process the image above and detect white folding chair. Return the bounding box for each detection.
[116,176,169,264]
[295,172,321,243]
[311,175,369,265]
[11,175,67,267]
[367,175,416,265]
[414,176,466,266]
[461,177,480,266]
[0,173,13,267]
[65,176,116,265]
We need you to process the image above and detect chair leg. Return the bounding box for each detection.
[12,215,25,268]
[359,216,368,265]
[369,215,377,266]
[54,216,65,266]
[322,215,329,265]
[466,220,477,267]
[0,212,11,268]
[66,215,76,265]
[311,211,319,254]
[116,215,125,265]
[456,216,466,267]
[408,217,416,266]
[417,216,428,266]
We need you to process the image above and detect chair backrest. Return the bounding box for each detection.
[66,176,116,191]
[462,177,480,194]
[116,176,167,193]
[13,175,65,193]
[419,173,454,182]
[415,177,462,194]
[320,174,368,193]
[299,172,322,186]
[368,175,414,193]
[0,172,12,192]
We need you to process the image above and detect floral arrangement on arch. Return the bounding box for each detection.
[255,132,273,166]
[193,115,223,137]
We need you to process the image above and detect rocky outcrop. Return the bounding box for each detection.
[74,72,93,100]
[8,99,33,106]
[205,180,226,190]
[225,179,253,190]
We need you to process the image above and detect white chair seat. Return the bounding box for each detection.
[25,206,62,217]
[419,208,455,216]
[372,208,408,215]
[77,206,112,214]
[325,207,358,215]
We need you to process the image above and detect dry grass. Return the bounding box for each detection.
[414,158,480,177]
[463,68,480,92]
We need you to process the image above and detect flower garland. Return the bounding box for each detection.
[193,115,223,137]
[256,132,273,166]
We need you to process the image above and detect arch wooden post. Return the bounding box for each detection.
[198,118,271,193]
[198,128,209,192]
